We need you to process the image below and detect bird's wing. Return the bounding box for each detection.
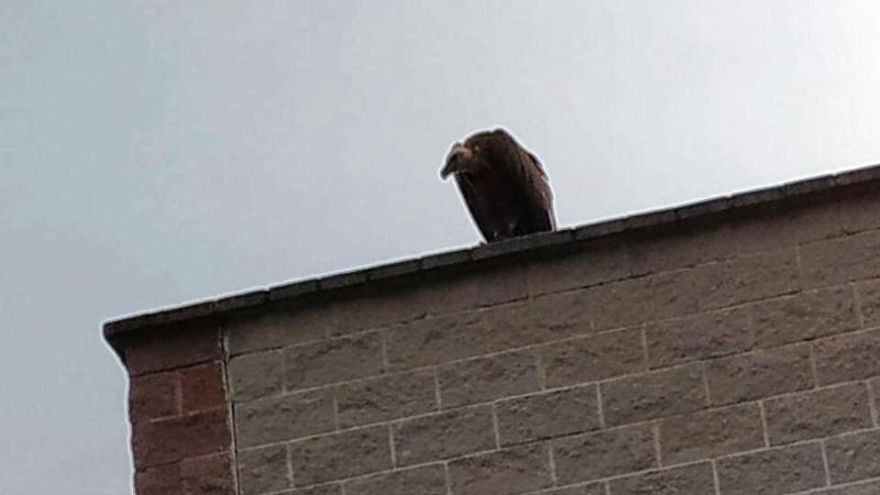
[486,130,556,232]
[455,175,498,241]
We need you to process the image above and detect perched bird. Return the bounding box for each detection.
[440,128,556,242]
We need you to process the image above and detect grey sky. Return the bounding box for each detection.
[2,1,880,492]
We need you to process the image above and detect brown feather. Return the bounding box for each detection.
[446,129,556,242]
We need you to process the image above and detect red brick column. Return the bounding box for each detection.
[116,320,236,495]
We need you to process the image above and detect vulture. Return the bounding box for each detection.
[440,128,556,242]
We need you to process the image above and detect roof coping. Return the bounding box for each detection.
[103,163,880,345]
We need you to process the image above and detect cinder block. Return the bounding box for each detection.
[751,286,858,348]
[439,350,540,409]
[323,283,427,337]
[288,426,392,486]
[336,370,437,428]
[716,443,826,495]
[855,279,880,328]
[181,454,236,495]
[392,406,495,466]
[344,464,447,495]
[630,223,735,275]
[800,231,880,289]
[608,462,716,495]
[226,306,327,356]
[541,328,646,389]
[646,306,753,368]
[601,364,707,427]
[235,389,335,448]
[553,424,656,484]
[135,463,181,495]
[180,361,225,413]
[839,193,880,234]
[825,429,880,484]
[691,248,800,311]
[730,201,844,255]
[385,312,491,371]
[658,403,765,465]
[447,443,553,495]
[591,271,699,330]
[423,264,528,315]
[283,332,384,391]
[228,350,283,402]
[125,325,221,376]
[483,297,588,352]
[732,247,804,300]
[527,242,631,295]
[814,328,880,385]
[132,408,230,469]
[129,371,179,423]
[237,445,289,495]
[706,344,814,406]
[764,382,873,445]
[496,385,601,446]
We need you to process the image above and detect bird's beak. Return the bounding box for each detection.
[440,142,472,179]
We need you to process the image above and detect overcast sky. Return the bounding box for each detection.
[3,1,880,493]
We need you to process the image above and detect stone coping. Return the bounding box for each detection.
[103,163,880,348]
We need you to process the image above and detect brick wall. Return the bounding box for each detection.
[107,170,880,495]
[122,324,236,494]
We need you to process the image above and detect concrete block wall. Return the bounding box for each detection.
[107,167,880,495]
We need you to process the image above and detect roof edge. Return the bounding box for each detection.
[103,163,880,344]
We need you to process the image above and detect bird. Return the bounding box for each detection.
[440,128,556,243]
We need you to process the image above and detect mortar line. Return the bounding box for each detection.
[701,361,712,405]
[758,401,771,447]
[286,444,295,490]
[332,394,341,431]
[547,443,557,484]
[433,368,443,411]
[852,282,866,329]
[380,330,390,369]
[652,423,663,467]
[808,344,821,390]
[388,425,398,468]
[820,439,831,487]
[794,244,805,296]
[536,352,547,391]
[596,384,606,429]
[491,403,502,448]
[711,459,722,495]
[867,380,879,428]
[219,326,242,494]
[280,345,289,394]
[444,461,453,495]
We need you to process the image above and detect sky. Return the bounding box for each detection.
[2,1,880,493]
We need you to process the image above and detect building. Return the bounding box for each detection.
[105,165,880,495]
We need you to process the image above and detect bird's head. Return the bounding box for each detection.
[440,142,477,180]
